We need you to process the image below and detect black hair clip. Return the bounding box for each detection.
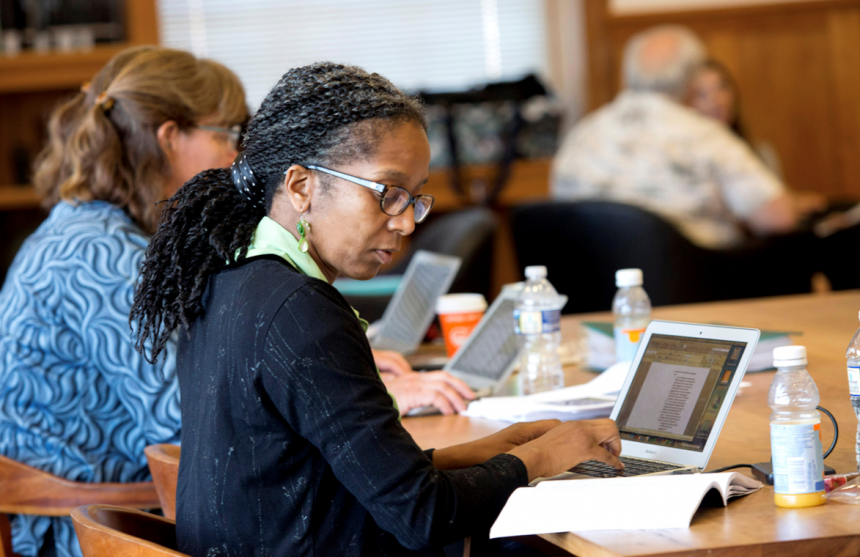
[231,152,264,208]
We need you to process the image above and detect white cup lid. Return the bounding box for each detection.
[616,268,643,287]
[436,293,488,314]
[773,345,807,367]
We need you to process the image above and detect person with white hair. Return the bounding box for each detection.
[552,25,805,249]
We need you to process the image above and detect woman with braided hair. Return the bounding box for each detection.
[0,46,247,557]
[132,62,623,556]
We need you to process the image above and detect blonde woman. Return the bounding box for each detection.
[0,46,247,557]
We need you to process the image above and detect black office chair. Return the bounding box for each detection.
[388,207,498,296]
[511,201,813,314]
[342,207,499,322]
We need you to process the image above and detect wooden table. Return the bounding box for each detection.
[402,291,860,557]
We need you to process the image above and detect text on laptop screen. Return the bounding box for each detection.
[614,334,748,452]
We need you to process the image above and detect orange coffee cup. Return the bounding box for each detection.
[436,294,488,357]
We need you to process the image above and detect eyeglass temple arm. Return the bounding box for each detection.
[304,165,386,193]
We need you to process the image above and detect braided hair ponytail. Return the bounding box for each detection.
[132,62,425,362]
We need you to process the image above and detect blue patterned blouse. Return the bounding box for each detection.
[0,201,180,557]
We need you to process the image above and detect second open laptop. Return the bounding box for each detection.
[440,286,525,397]
[562,321,759,479]
[404,286,525,417]
[369,250,461,355]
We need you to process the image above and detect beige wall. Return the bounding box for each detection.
[544,0,590,133]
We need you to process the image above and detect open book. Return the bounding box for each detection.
[490,472,762,538]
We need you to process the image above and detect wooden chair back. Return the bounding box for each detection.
[71,505,188,557]
[0,455,160,557]
[144,444,180,520]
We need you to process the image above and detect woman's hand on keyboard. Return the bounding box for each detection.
[432,420,563,470]
[507,419,624,482]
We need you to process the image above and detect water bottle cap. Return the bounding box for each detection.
[525,266,547,280]
[773,345,807,367]
[616,268,643,287]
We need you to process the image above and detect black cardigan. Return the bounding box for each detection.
[175,255,528,557]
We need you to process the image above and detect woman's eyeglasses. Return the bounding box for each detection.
[196,124,243,151]
[301,165,435,223]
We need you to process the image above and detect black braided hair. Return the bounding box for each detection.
[131,62,426,363]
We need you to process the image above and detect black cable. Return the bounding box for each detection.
[817,405,838,459]
[706,463,753,474]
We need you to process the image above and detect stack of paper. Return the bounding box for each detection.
[490,472,762,538]
[581,322,616,370]
[582,321,797,372]
[746,331,796,372]
[462,361,630,422]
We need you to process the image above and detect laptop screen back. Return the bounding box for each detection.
[614,334,749,453]
[371,251,461,354]
[445,296,519,387]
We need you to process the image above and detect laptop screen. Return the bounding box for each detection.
[371,251,460,353]
[447,297,519,380]
[614,334,748,452]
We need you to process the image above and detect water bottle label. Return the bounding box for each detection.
[514,309,561,335]
[614,327,646,362]
[770,422,825,495]
[848,366,860,397]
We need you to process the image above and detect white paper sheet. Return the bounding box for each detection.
[462,362,631,422]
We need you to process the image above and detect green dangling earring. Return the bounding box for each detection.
[296,213,311,253]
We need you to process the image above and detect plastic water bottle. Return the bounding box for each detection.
[612,269,651,363]
[768,346,826,508]
[514,266,565,395]
[845,312,860,471]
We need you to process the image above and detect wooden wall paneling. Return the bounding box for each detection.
[713,12,837,195]
[125,0,160,44]
[584,0,616,111]
[826,8,860,198]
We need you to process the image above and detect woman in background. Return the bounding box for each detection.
[0,46,247,557]
[685,58,784,178]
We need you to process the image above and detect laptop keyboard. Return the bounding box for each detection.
[569,457,682,478]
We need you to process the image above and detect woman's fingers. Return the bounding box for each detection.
[422,371,475,400]
[431,392,457,415]
[507,418,625,480]
[372,349,413,376]
[426,380,470,413]
[522,419,563,438]
[587,420,623,461]
[386,372,472,415]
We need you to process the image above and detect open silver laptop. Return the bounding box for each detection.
[370,250,461,355]
[441,287,523,397]
[563,321,759,479]
[406,286,530,416]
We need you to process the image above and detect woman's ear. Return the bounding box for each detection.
[157,120,180,160]
[283,165,314,213]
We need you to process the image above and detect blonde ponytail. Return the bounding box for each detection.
[32,46,246,233]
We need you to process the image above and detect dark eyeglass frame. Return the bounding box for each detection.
[196,124,243,151]
[300,164,435,223]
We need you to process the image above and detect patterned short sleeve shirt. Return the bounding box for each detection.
[551,90,785,249]
[0,201,180,557]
